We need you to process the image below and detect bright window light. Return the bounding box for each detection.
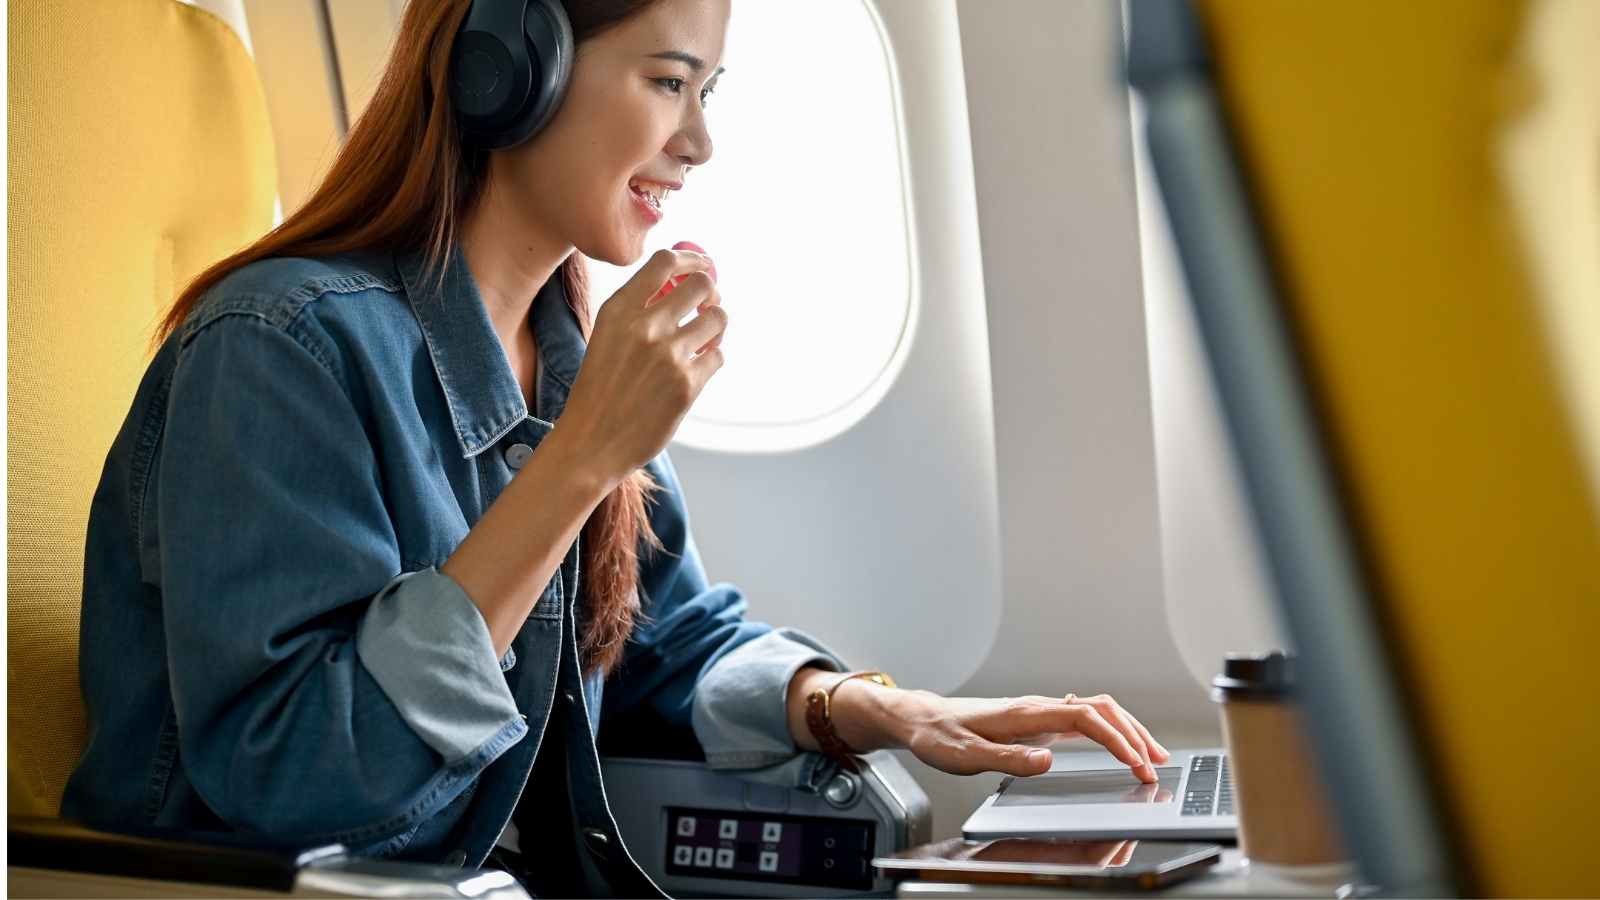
[586,0,916,454]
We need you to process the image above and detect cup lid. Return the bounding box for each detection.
[1211,649,1295,700]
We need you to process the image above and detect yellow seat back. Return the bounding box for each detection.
[7,0,277,816]
[1198,1,1600,894]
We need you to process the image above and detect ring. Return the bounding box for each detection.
[1063,692,1077,705]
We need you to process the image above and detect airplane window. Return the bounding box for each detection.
[586,0,916,454]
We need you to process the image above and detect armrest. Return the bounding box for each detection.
[9,816,332,891]
[8,816,529,898]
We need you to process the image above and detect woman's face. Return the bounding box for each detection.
[492,0,729,266]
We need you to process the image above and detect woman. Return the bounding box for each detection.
[64,0,1170,894]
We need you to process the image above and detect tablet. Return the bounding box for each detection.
[874,837,1221,890]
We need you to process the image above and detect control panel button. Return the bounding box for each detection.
[823,772,860,808]
[676,816,696,837]
[759,850,779,873]
[719,818,738,839]
[694,846,714,868]
[673,845,693,865]
[715,848,735,869]
[762,821,783,843]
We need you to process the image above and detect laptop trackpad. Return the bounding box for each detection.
[995,768,1182,806]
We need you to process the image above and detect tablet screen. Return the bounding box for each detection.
[875,837,1221,880]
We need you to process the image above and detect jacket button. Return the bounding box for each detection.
[563,690,576,705]
[581,827,610,862]
[444,849,468,867]
[503,442,534,470]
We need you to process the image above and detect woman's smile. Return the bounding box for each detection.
[626,177,676,225]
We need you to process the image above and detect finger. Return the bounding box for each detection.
[653,271,716,323]
[969,739,1053,777]
[1068,706,1149,778]
[629,249,713,308]
[1112,840,1137,867]
[1096,695,1169,764]
[1121,706,1171,763]
[690,346,725,382]
[1088,696,1155,776]
[677,303,728,355]
[1085,696,1146,759]
[693,286,725,353]
[671,240,717,283]
[1006,700,1145,775]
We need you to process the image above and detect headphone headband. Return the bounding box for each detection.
[450,0,574,149]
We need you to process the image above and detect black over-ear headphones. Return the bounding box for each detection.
[450,0,574,149]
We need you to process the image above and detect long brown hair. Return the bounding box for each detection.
[159,0,664,676]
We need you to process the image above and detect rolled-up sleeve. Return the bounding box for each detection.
[600,452,849,787]
[159,312,525,845]
[356,567,522,762]
[691,628,844,770]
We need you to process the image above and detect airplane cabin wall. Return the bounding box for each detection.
[667,0,1004,708]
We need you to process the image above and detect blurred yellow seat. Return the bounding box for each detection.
[8,0,277,818]
[1193,1,1599,894]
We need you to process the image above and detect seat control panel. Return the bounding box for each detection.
[664,807,875,890]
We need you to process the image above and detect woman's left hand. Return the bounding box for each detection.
[832,682,1171,781]
[901,691,1170,780]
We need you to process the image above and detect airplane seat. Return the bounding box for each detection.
[8,0,277,820]
[1129,1,1599,895]
[6,3,531,895]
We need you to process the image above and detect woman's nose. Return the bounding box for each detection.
[669,113,713,168]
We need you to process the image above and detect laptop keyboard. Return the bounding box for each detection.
[1180,754,1234,816]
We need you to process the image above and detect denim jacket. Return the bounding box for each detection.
[62,243,846,883]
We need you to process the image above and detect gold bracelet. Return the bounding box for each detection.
[804,670,896,773]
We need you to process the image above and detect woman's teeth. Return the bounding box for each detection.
[631,182,670,210]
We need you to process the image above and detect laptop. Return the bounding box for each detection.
[962,749,1235,841]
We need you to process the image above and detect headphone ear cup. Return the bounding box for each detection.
[451,29,524,130]
[466,0,575,150]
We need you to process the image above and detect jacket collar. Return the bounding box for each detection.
[395,243,588,458]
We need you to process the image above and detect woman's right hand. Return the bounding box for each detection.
[554,248,726,484]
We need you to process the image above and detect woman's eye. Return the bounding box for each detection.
[656,77,715,108]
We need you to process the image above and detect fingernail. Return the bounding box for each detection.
[671,240,716,283]
[1027,749,1050,766]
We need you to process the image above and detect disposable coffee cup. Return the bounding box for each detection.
[1212,651,1347,869]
